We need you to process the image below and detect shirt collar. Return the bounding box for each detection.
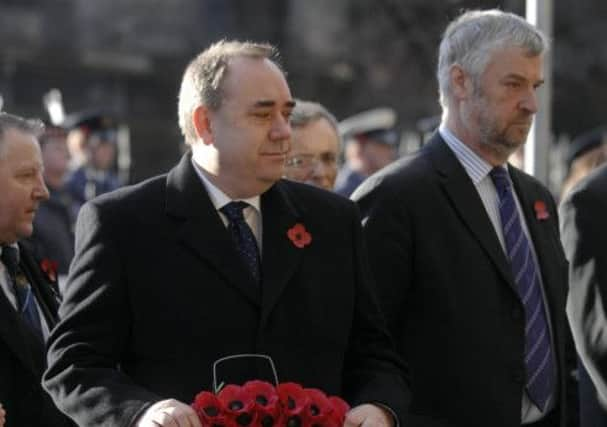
[0,242,19,254]
[438,125,496,185]
[191,157,261,214]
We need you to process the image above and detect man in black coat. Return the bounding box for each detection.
[561,163,607,424]
[0,112,72,427]
[352,10,571,427]
[43,41,407,427]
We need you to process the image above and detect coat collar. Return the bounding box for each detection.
[0,291,46,375]
[18,241,61,325]
[509,168,566,315]
[259,181,303,323]
[0,242,48,376]
[424,133,516,292]
[165,153,304,312]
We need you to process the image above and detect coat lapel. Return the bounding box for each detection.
[259,181,303,322]
[509,166,568,384]
[425,134,516,291]
[0,289,45,375]
[166,153,260,307]
[509,167,566,315]
[18,242,61,327]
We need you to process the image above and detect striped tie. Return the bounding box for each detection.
[221,202,261,285]
[1,245,44,341]
[490,167,554,412]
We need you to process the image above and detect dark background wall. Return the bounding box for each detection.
[1,0,604,182]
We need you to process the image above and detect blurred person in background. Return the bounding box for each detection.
[284,99,341,191]
[65,112,121,211]
[334,108,399,197]
[560,163,607,427]
[28,124,75,288]
[560,127,607,200]
[560,127,607,427]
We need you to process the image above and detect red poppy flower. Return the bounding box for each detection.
[243,381,281,427]
[534,200,549,220]
[287,224,312,249]
[192,391,234,427]
[327,396,350,427]
[40,258,58,283]
[277,383,310,426]
[217,385,257,426]
[304,388,333,426]
[192,381,350,427]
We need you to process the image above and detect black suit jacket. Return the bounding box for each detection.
[560,163,607,407]
[352,133,570,427]
[0,242,72,427]
[43,152,407,427]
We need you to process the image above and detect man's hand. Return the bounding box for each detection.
[136,399,201,427]
[344,403,394,427]
[0,402,6,427]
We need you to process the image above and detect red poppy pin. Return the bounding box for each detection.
[287,223,312,248]
[534,200,549,221]
[40,258,58,283]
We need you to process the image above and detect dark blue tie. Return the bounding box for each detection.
[1,245,44,341]
[490,167,554,411]
[221,202,261,284]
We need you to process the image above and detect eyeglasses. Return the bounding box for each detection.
[285,153,337,171]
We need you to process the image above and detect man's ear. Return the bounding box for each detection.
[450,64,473,100]
[193,105,213,145]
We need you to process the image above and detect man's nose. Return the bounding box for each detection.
[520,88,539,114]
[33,174,50,201]
[270,114,292,141]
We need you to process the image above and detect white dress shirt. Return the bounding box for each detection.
[191,157,263,255]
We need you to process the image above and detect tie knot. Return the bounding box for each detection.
[1,245,19,278]
[489,166,511,196]
[221,201,249,223]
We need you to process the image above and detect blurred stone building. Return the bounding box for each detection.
[1,0,605,181]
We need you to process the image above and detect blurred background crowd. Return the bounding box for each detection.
[0,0,605,273]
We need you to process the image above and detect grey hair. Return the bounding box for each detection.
[0,112,45,157]
[291,99,338,129]
[178,39,281,145]
[290,99,343,148]
[437,9,548,110]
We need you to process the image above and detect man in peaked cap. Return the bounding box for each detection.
[64,111,121,210]
[334,108,399,197]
